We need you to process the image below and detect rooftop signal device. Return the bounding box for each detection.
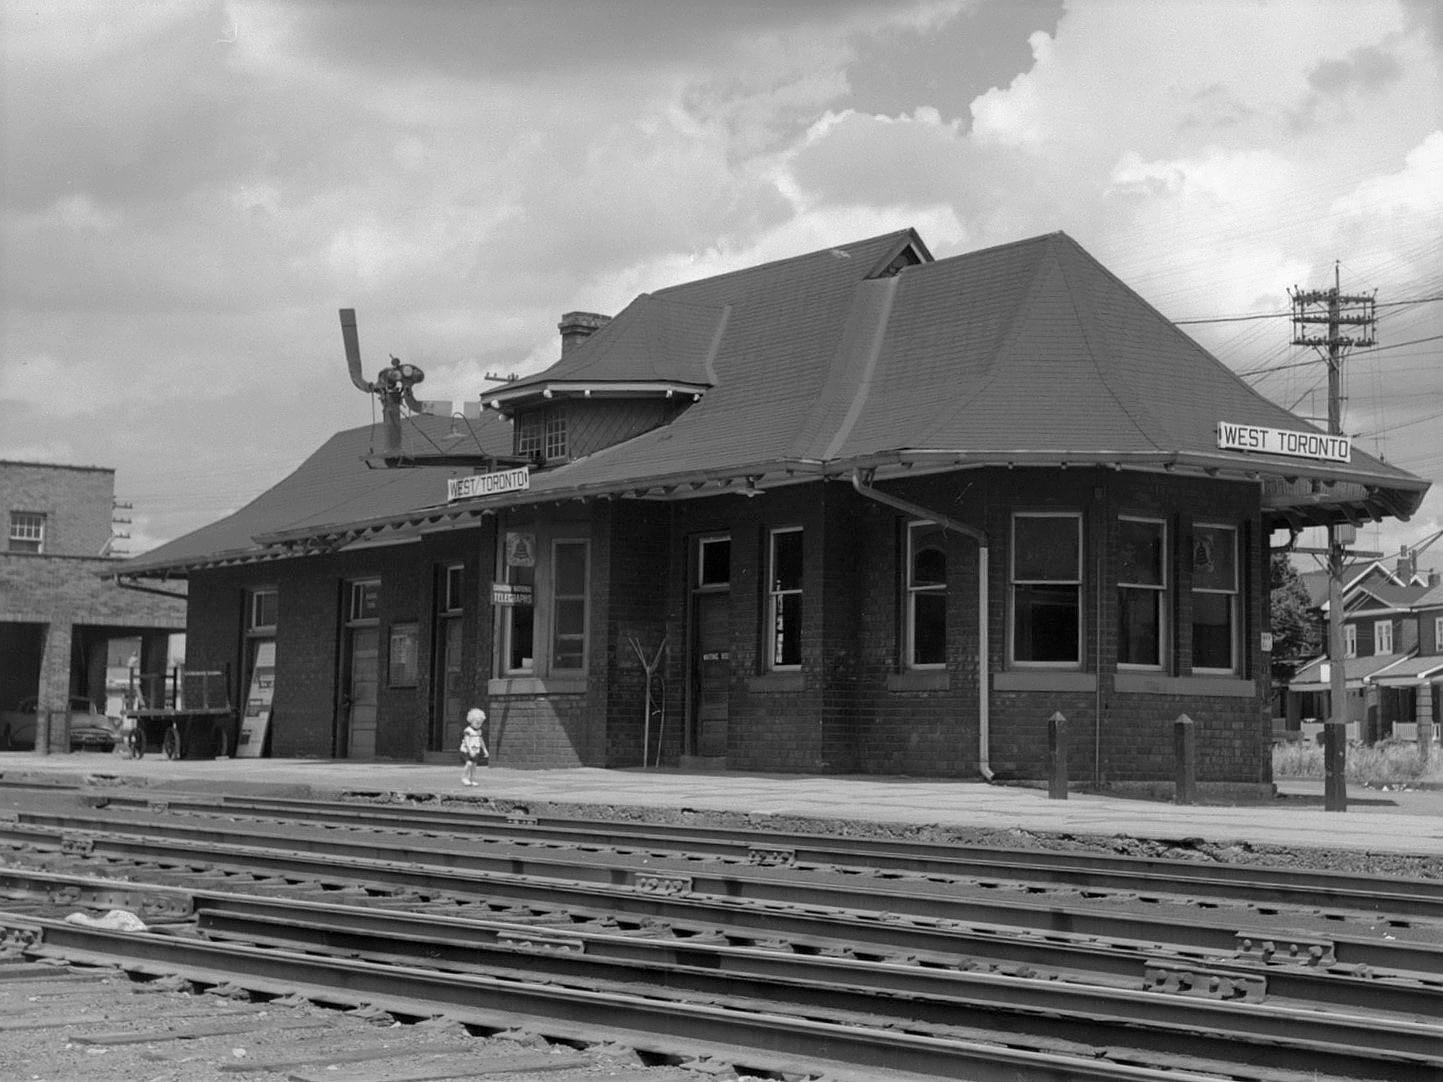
[339,308,425,465]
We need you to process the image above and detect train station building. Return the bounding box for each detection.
[112,230,1430,785]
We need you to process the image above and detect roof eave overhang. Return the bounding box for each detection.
[482,380,710,413]
[123,445,1427,577]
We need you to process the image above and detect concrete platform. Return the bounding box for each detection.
[2,751,1441,861]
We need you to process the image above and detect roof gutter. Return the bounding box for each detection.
[850,469,993,781]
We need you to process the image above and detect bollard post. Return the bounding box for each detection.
[1173,714,1197,805]
[1323,720,1347,813]
[1048,711,1068,799]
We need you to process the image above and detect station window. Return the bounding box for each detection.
[906,522,947,668]
[515,407,568,463]
[442,564,464,614]
[248,588,278,632]
[544,409,568,461]
[767,527,803,670]
[494,527,588,679]
[1375,619,1393,656]
[1010,512,1082,666]
[1117,517,1166,668]
[697,536,731,588]
[1190,524,1237,673]
[551,540,588,670]
[349,579,381,624]
[8,511,44,553]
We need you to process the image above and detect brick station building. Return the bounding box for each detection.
[113,230,1429,787]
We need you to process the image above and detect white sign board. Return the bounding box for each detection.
[447,467,530,502]
[237,640,275,758]
[1217,422,1350,463]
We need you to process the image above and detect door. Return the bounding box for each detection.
[692,591,729,758]
[435,617,464,752]
[346,626,379,758]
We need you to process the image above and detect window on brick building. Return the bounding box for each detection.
[248,588,278,632]
[1118,516,1166,668]
[494,527,588,679]
[1010,512,1081,666]
[1191,524,1237,673]
[906,521,947,668]
[8,511,45,553]
[1375,619,1393,656]
[767,527,803,670]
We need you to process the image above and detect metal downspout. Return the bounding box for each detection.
[850,469,993,780]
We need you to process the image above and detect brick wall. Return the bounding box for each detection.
[0,462,115,557]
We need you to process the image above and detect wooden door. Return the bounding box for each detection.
[346,626,379,758]
[692,591,729,758]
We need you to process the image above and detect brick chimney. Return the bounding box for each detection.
[558,311,611,354]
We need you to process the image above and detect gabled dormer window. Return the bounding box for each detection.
[515,406,567,463]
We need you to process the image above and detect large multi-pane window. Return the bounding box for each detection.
[1191,524,1237,672]
[544,410,568,461]
[1011,512,1082,665]
[495,529,589,678]
[500,531,536,674]
[515,407,568,462]
[767,527,803,670]
[1117,517,1166,668]
[8,511,44,553]
[907,522,947,668]
[551,540,588,670]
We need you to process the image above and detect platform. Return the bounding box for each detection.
[1,751,1440,860]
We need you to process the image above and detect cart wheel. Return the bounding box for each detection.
[162,725,181,760]
[124,728,144,760]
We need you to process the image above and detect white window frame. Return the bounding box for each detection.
[8,511,45,553]
[1344,623,1357,659]
[248,588,278,633]
[1117,516,1167,670]
[1374,619,1393,656]
[544,408,568,461]
[1009,511,1083,668]
[1190,523,1238,674]
[697,535,731,589]
[766,527,804,671]
[1435,616,1443,652]
[498,531,536,676]
[347,579,381,625]
[906,521,947,669]
[550,538,589,672]
[442,564,464,614]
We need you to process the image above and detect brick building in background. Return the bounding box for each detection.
[113,230,1430,791]
[1,461,185,750]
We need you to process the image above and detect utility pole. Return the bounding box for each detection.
[1290,265,1376,809]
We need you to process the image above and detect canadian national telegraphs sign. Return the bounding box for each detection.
[1217,422,1350,464]
[447,467,530,502]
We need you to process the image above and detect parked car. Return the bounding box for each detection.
[0,697,121,752]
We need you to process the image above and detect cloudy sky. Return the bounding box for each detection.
[2,0,1440,564]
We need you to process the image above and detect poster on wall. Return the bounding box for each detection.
[236,640,275,758]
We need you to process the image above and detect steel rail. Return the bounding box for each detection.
[182,893,1443,1072]
[4,914,1254,1082]
[7,864,1440,1018]
[4,823,1442,983]
[92,790,1443,918]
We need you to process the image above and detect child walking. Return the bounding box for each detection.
[460,708,489,786]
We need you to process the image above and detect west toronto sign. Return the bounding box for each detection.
[1217,422,1350,464]
[447,467,530,502]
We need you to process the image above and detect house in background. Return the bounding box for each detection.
[0,461,185,750]
[1286,539,1443,742]
[112,230,1431,791]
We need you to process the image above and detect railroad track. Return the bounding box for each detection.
[1,784,1441,1080]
